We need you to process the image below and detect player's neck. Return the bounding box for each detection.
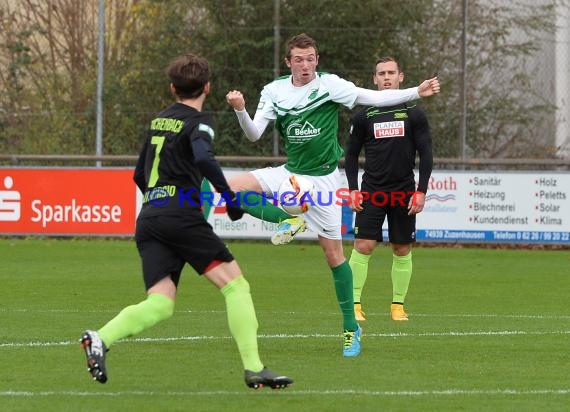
[178,95,205,111]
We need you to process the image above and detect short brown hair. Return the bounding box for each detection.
[374,56,402,73]
[166,54,210,99]
[285,33,318,60]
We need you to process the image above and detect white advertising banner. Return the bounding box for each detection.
[415,171,570,243]
[201,169,570,244]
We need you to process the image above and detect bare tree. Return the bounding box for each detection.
[0,0,140,153]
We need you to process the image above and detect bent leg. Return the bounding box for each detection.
[204,260,264,372]
[98,276,176,347]
[228,171,263,193]
[229,171,293,223]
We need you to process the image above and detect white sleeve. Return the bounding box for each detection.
[354,87,420,107]
[325,74,359,108]
[234,109,271,142]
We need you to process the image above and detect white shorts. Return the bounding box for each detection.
[251,165,343,239]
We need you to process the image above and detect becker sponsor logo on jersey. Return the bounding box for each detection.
[373,121,405,139]
[286,120,322,141]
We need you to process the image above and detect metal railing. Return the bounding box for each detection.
[1,154,570,170]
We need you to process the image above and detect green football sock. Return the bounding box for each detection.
[349,249,371,303]
[331,262,359,331]
[221,275,264,372]
[392,252,413,303]
[239,192,292,223]
[98,293,175,347]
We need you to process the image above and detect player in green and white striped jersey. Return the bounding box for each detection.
[226,33,439,357]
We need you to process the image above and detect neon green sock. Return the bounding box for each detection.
[392,252,412,303]
[221,275,264,372]
[349,249,371,303]
[331,262,358,331]
[98,293,174,347]
[239,192,292,223]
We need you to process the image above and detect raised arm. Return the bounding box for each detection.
[226,90,270,142]
[354,76,440,107]
[417,76,440,97]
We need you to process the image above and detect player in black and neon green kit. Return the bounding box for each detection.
[226,34,440,357]
[345,57,433,322]
[80,54,292,390]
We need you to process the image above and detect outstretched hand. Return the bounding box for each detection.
[418,77,440,97]
[226,90,246,111]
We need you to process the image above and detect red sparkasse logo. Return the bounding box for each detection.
[0,169,137,235]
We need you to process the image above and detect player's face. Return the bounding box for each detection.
[373,61,404,90]
[285,47,319,87]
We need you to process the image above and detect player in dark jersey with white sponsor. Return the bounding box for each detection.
[345,56,433,322]
[79,54,292,390]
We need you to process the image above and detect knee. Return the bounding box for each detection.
[354,239,376,255]
[227,176,240,192]
[392,244,411,256]
[324,248,345,267]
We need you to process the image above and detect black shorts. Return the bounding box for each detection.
[354,190,416,244]
[135,211,234,290]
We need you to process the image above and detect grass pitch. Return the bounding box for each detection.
[1,238,569,411]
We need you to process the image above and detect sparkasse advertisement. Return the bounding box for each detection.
[0,169,137,235]
[1,167,569,243]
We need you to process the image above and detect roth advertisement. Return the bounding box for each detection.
[414,172,570,243]
[0,167,569,243]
